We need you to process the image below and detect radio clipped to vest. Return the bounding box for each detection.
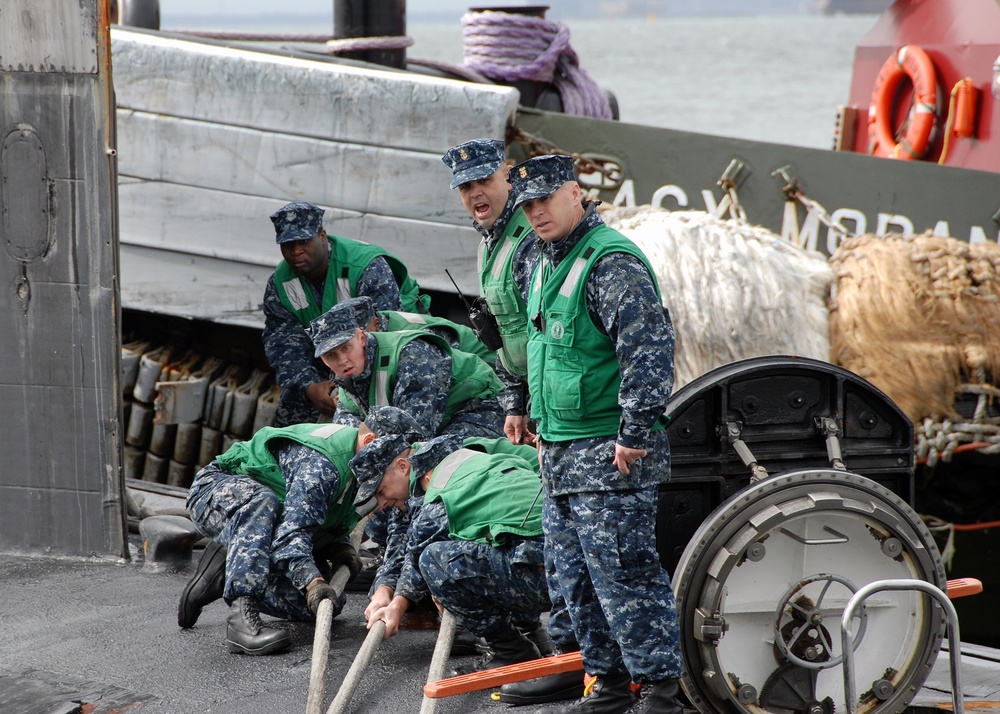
[446,269,504,352]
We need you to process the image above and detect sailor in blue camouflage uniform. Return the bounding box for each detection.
[262,201,430,426]
[310,298,506,440]
[510,155,684,714]
[445,139,578,705]
[441,139,541,447]
[348,293,498,368]
[351,434,552,674]
[180,418,371,656]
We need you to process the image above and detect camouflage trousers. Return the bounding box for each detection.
[543,487,683,682]
[418,538,550,639]
[186,461,313,622]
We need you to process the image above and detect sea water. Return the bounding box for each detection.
[407,15,877,149]
[162,12,878,150]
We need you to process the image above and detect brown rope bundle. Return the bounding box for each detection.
[829,233,1000,424]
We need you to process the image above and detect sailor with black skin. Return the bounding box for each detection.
[507,155,684,714]
[441,139,540,446]
[261,201,430,427]
[312,298,506,441]
[351,433,552,674]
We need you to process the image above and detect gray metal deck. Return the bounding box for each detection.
[2,487,998,714]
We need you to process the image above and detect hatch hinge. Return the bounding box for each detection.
[726,421,769,482]
[815,417,847,471]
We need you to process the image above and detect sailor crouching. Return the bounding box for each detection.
[352,433,553,673]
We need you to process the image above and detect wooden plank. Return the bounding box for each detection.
[111,29,520,154]
[423,652,584,699]
[118,183,481,326]
[116,111,475,225]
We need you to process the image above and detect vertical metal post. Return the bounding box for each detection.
[0,0,125,557]
[333,0,407,69]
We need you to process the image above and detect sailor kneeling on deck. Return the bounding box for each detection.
[179,421,373,654]
[351,433,554,673]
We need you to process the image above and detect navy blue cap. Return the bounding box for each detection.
[407,434,464,479]
[441,139,506,190]
[270,201,324,244]
[348,295,377,331]
[310,302,359,358]
[509,155,577,208]
[363,406,424,442]
[350,434,409,515]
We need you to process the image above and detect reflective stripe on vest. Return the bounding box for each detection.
[429,448,481,490]
[281,279,311,311]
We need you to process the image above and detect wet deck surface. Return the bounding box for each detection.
[2,489,999,714]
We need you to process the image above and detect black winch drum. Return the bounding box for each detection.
[658,357,947,714]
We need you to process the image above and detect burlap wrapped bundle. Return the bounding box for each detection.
[828,233,1000,425]
[602,206,833,389]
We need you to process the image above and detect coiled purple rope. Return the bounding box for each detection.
[461,11,613,120]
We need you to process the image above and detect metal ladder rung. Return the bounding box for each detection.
[840,578,967,714]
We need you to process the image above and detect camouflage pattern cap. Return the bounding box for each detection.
[509,155,576,208]
[270,201,325,244]
[350,434,409,515]
[441,138,506,190]
[346,295,377,331]
[407,434,464,479]
[309,301,359,358]
[363,405,424,442]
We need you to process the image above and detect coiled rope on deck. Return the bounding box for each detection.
[461,11,613,119]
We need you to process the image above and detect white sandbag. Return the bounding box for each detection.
[602,206,833,389]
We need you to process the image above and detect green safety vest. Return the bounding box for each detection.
[380,310,497,367]
[274,236,429,325]
[215,423,359,547]
[422,447,543,545]
[526,224,665,441]
[479,208,533,377]
[338,331,503,427]
[462,436,539,471]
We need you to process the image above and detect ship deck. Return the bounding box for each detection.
[2,486,999,714]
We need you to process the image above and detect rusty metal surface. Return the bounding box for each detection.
[0,0,124,557]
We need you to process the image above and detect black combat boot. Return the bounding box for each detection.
[535,671,635,714]
[450,622,541,676]
[177,540,226,628]
[624,679,684,714]
[451,621,489,656]
[225,596,291,655]
[498,641,583,705]
[520,622,555,657]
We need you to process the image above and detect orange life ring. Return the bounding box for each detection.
[868,45,940,160]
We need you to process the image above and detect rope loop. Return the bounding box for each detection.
[460,11,612,120]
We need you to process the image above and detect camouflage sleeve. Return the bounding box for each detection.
[356,257,404,311]
[331,402,362,428]
[587,253,675,450]
[261,274,325,396]
[370,506,413,594]
[511,237,540,302]
[495,357,528,415]
[394,500,450,603]
[392,339,452,438]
